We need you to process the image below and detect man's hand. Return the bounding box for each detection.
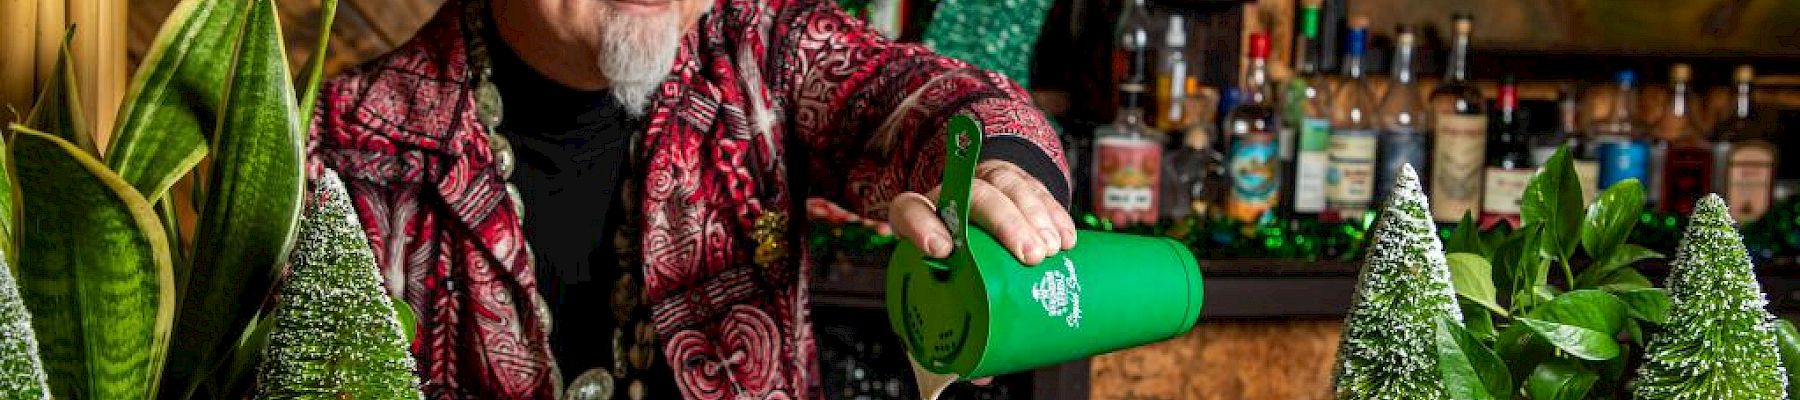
[891,160,1076,265]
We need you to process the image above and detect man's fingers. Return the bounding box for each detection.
[890,192,953,258]
[969,180,1047,265]
[979,163,1064,253]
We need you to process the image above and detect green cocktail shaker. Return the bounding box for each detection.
[887,115,1205,379]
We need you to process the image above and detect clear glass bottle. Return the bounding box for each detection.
[1375,26,1429,203]
[1592,70,1650,194]
[1715,65,1779,222]
[1482,76,1531,229]
[1153,14,1192,132]
[1654,63,1712,215]
[1093,84,1163,227]
[1428,13,1486,222]
[1327,17,1378,219]
[1284,0,1332,219]
[1225,33,1282,226]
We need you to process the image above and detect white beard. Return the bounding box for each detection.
[598,5,684,116]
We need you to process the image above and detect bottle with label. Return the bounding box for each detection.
[1715,65,1778,222]
[1161,83,1225,222]
[1428,13,1487,223]
[1327,18,1378,219]
[1093,84,1162,227]
[1654,64,1712,215]
[1225,33,1282,226]
[1592,70,1649,193]
[1283,0,1332,219]
[1483,76,1532,229]
[1376,26,1429,204]
[1153,14,1191,132]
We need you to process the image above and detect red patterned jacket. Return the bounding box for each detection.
[309,0,1066,398]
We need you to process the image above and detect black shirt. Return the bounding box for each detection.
[487,29,680,396]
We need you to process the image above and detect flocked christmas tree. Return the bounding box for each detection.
[1633,194,1787,400]
[0,252,51,399]
[255,170,421,399]
[1332,164,1460,400]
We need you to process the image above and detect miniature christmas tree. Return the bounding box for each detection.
[1633,194,1787,400]
[255,170,421,399]
[0,253,51,399]
[1333,164,1460,400]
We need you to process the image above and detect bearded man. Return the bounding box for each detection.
[308,0,1072,398]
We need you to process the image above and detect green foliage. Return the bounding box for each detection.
[0,251,50,399]
[12,128,175,399]
[255,171,420,399]
[1633,195,1787,400]
[1333,165,1462,400]
[1774,319,1800,400]
[5,0,341,398]
[1432,144,1678,399]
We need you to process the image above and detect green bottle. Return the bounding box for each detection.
[887,115,1205,381]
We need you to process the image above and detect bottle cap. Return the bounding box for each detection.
[1302,0,1323,7]
[1452,13,1473,34]
[1346,17,1369,56]
[1349,16,1370,29]
[1735,65,1755,83]
[1248,33,1269,59]
[1669,64,1691,82]
[1616,70,1635,86]
[1165,14,1187,47]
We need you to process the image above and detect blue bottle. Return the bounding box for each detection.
[1592,70,1648,188]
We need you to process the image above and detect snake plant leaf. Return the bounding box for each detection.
[105,0,252,202]
[162,0,306,397]
[298,0,339,127]
[25,29,95,156]
[11,126,175,400]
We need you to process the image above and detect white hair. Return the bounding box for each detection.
[598,4,684,116]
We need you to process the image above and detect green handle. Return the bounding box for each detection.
[933,114,983,272]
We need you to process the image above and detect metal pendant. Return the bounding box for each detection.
[564,368,616,400]
[751,211,788,265]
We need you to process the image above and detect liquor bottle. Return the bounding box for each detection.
[1535,87,1603,203]
[1376,26,1429,203]
[1482,76,1532,229]
[1654,64,1712,215]
[1154,14,1192,132]
[1428,13,1487,223]
[1593,70,1649,192]
[1113,0,1153,92]
[1715,65,1779,222]
[1284,0,1332,218]
[1327,18,1378,219]
[1162,82,1225,222]
[1225,33,1282,226]
[1093,83,1162,227]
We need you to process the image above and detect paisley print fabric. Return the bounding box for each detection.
[308,0,1065,398]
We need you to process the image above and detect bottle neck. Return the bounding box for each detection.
[1612,82,1634,121]
[1560,100,1578,133]
[1446,35,1470,82]
[1669,82,1690,118]
[1246,57,1270,102]
[1296,7,1321,75]
[1391,45,1415,84]
[1344,54,1364,79]
[1736,82,1753,119]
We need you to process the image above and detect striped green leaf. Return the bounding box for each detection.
[104,0,252,202]
[161,0,306,397]
[11,126,175,400]
[26,29,95,157]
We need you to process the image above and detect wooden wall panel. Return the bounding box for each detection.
[128,0,447,79]
[1091,319,1341,400]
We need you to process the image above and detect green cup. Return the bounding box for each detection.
[885,115,1204,379]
